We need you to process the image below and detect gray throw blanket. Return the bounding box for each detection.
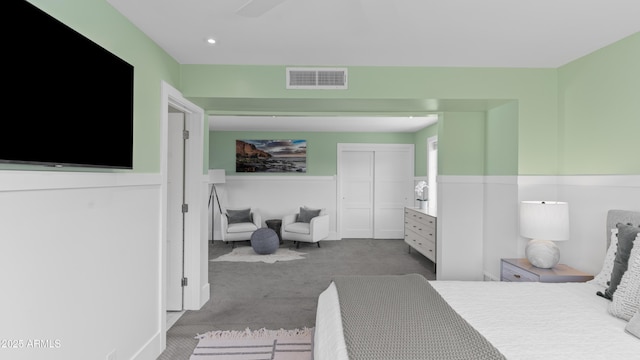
[333,274,506,360]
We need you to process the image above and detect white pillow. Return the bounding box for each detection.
[627,310,640,338]
[624,311,640,338]
[609,233,640,321]
[588,229,619,288]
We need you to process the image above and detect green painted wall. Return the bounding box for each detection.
[197,34,640,177]
[4,0,186,173]
[185,66,557,175]
[438,112,486,176]
[486,101,519,175]
[558,32,640,175]
[210,131,414,175]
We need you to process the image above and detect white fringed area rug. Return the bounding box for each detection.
[210,247,307,264]
[191,327,314,360]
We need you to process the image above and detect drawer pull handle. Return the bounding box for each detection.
[513,274,521,279]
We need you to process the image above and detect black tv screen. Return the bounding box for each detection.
[2,0,134,169]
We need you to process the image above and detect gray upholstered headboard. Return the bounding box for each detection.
[606,209,640,248]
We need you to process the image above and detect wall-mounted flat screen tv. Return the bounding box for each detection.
[2,0,134,169]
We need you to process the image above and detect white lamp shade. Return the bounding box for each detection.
[520,201,570,241]
[209,169,226,184]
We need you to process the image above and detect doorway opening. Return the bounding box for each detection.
[160,81,206,351]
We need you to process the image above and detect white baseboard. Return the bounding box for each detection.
[200,283,210,308]
[131,330,162,360]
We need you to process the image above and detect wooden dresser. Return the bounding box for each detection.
[404,207,437,263]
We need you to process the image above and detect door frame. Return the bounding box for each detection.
[427,135,438,213]
[160,81,207,350]
[337,143,415,239]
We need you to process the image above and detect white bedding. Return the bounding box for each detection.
[314,280,640,360]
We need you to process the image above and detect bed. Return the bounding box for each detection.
[314,210,640,359]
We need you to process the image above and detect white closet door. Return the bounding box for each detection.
[338,144,414,239]
[374,150,413,239]
[340,151,374,238]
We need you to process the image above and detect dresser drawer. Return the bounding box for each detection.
[418,238,436,262]
[501,261,540,282]
[404,207,437,264]
[404,217,435,238]
[405,229,436,262]
[405,208,436,228]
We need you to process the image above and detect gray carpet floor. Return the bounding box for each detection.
[157,238,436,360]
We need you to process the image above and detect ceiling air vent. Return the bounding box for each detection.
[286,67,348,89]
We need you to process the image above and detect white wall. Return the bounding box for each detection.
[437,176,485,280]
[483,177,519,281]
[518,175,640,276]
[212,175,338,240]
[436,175,639,281]
[0,171,163,360]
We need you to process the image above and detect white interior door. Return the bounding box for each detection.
[374,150,413,238]
[166,112,185,311]
[340,151,374,238]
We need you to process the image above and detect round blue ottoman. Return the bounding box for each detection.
[251,228,279,255]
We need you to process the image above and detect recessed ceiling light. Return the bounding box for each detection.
[205,37,216,45]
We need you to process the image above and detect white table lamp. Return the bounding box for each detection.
[519,201,570,269]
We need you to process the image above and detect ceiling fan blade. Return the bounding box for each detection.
[236,0,288,17]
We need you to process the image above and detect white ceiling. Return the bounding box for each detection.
[211,115,439,132]
[107,0,639,68]
[109,0,639,132]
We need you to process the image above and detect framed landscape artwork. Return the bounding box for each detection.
[236,139,307,173]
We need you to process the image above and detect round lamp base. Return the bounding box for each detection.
[525,239,560,269]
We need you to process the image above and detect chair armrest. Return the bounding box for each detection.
[251,212,262,227]
[220,213,229,241]
[309,214,330,239]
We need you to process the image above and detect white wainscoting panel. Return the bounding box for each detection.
[482,176,519,281]
[518,175,640,276]
[194,176,211,309]
[437,176,485,280]
[0,171,162,360]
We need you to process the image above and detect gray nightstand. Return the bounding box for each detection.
[500,258,594,283]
